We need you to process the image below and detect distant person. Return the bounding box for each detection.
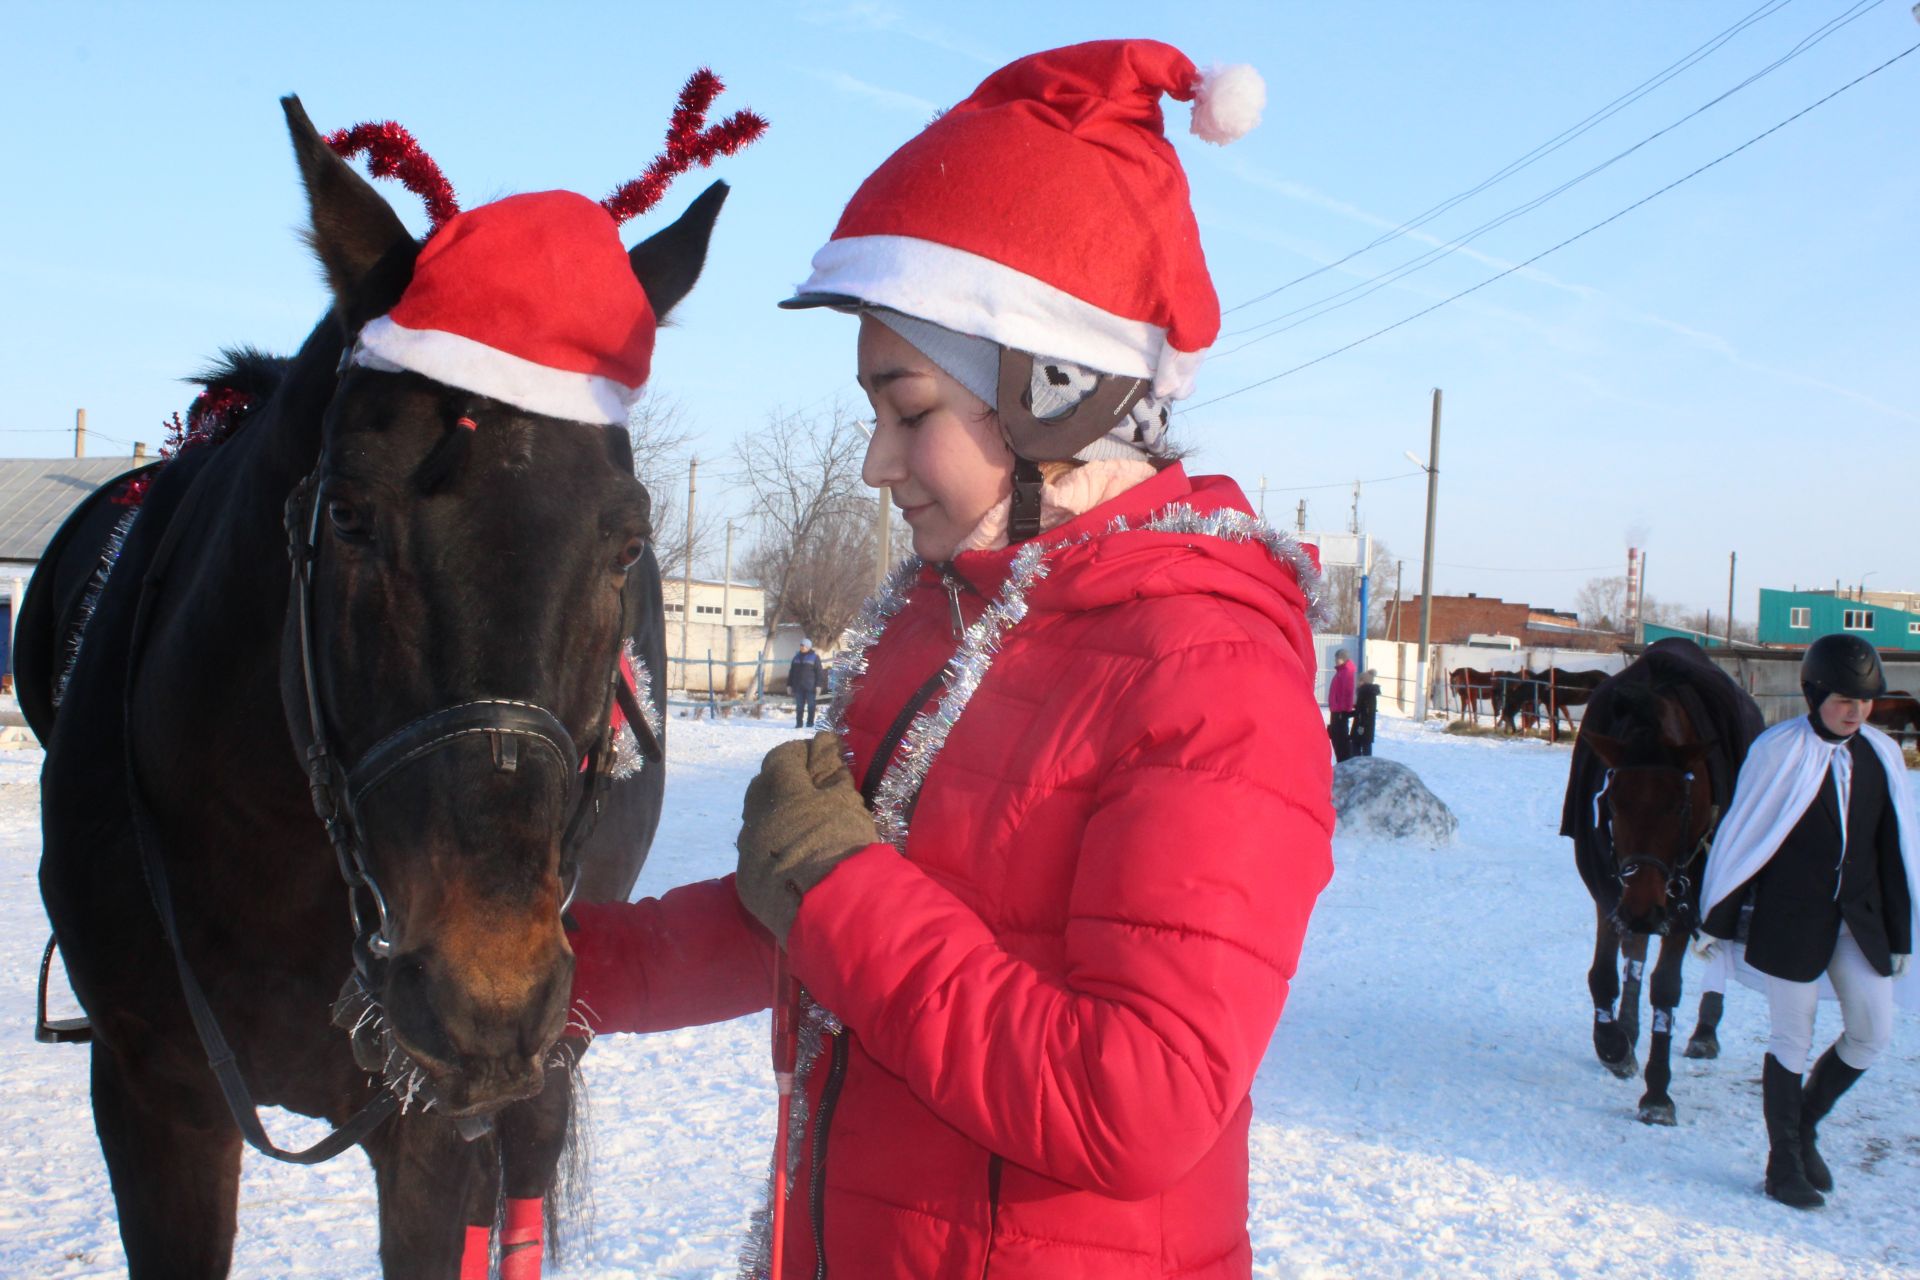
[788,638,823,728]
[1351,667,1380,757]
[1327,649,1356,761]
[1696,634,1917,1209]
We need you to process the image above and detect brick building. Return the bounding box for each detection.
[1378,592,1622,652]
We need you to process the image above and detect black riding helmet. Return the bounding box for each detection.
[1800,632,1887,712]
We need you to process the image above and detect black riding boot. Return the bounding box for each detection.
[1762,1054,1824,1208]
[1799,1046,1865,1194]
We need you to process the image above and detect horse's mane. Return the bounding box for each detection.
[192,346,290,403]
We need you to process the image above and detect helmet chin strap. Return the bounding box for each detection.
[995,347,1146,544]
[1009,457,1046,543]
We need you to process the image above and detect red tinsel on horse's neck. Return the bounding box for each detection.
[113,386,257,508]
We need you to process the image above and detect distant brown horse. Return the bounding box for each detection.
[1448,667,1499,722]
[1869,692,1920,742]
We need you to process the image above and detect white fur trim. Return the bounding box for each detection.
[352,315,638,426]
[796,235,1207,399]
[1190,64,1265,145]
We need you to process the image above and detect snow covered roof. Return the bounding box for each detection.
[0,458,143,565]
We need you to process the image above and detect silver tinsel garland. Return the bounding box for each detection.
[54,504,141,710]
[735,500,1322,1278]
[609,639,662,781]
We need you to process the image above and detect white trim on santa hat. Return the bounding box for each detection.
[352,315,639,427]
[796,234,1208,400]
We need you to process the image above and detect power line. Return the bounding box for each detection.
[1181,39,1920,415]
[1220,0,1799,316]
[1217,0,1884,352]
[1262,469,1424,494]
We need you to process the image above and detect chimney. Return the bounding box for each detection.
[133,441,147,460]
[75,408,87,458]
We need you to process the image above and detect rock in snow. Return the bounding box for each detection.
[1331,755,1457,844]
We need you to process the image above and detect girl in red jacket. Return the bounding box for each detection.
[568,40,1335,1279]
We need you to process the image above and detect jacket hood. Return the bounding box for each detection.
[941,465,1324,671]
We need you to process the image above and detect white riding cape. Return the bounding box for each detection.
[1699,717,1920,1012]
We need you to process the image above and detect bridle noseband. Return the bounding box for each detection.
[284,465,633,979]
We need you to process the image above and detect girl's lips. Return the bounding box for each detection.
[897,501,933,520]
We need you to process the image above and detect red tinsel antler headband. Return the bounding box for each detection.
[601,69,769,226]
[324,122,461,231]
[322,69,765,235]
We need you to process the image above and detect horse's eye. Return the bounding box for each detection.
[327,499,370,541]
[613,536,646,574]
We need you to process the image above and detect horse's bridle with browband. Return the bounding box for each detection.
[1598,765,1718,903]
[282,462,663,985]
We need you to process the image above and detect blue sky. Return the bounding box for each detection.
[3,2,1915,617]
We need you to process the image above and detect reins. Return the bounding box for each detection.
[122,455,398,1164]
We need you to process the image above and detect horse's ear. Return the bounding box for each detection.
[628,181,729,324]
[281,95,419,332]
[1581,729,1626,768]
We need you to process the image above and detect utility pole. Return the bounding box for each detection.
[1349,480,1361,535]
[1295,499,1307,535]
[723,519,737,691]
[1412,390,1441,722]
[1257,474,1268,521]
[1636,552,1649,642]
[74,408,87,458]
[1726,551,1736,647]
[681,457,697,696]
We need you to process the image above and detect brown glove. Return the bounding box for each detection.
[735,732,880,945]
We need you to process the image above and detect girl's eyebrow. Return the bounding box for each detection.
[859,367,934,392]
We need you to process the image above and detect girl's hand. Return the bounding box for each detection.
[735,733,880,944]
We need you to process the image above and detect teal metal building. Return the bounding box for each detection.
[1755,588,1920,651]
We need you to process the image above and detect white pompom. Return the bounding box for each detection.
[1189,63,1265,145]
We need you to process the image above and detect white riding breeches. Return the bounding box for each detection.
[1766,926,1895,1073]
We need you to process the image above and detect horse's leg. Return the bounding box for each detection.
[459,1132,502,1280]
[1618,932,1647,1052]
[1686,990,1725,1060]
[91,1043,242,1279]
[1588,903,1635,1076]
[494,1060,579,1280]
[366,1113,488,1280]
[1638,930,1685,1125]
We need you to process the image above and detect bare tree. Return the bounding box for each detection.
[1576,575,1630,633]
[627,391,718,580]
[733,402,876,654]
[1320,538,1395,636]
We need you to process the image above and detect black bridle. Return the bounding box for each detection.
[113,431,663,1167]
[283,466,643,984]
[1597,765,1717,903]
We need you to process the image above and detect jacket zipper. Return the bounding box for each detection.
[980,1154,1003,1278]
[943,571,966,639]
[808,1030,850,1279]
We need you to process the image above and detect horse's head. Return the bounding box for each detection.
[1582,723,1715,937]
[277,98,724,1115]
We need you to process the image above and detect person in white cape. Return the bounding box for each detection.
[1695,634,1917,1209]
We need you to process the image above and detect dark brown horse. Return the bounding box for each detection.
[22,95,744,1276]
[1561,638,1763,1124]
[1497,667,1607,735]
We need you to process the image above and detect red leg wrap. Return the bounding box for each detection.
[500,1196,544,1280]
[458,1225,492,1280]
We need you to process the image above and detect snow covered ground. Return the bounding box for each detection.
[4,715,1916,1277]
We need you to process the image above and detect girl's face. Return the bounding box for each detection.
[1818,694,1871,737]
[857,316,1014,560]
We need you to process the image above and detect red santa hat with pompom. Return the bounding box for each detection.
[781,39,1263,399]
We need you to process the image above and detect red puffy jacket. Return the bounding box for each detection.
[570,465,1334,1278]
